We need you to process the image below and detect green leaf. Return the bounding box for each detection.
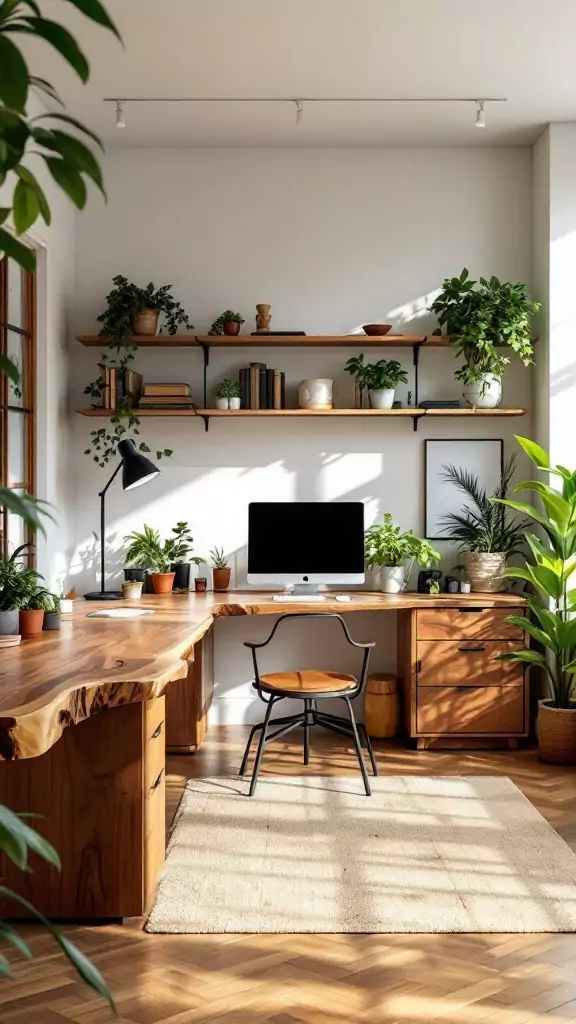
[0,353,20,384]
[0,227,34,270]
[0,821,27,869]
[33,111,104,151]
[29,75,63,105]
[506,616,558,653]
[0,922,32,960]
[493,497,552,532]
[61,0,122,41]
[0,486,52,532]
[14,17,89,82]
[16,165,51,225]
[13,178,40,234]
[514,435,550,469]
[0,35,29,110]
[497,649,547,665]
[44,157,87,209]
[48,131,105,194]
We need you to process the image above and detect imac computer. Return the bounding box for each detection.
[247,502,365,601]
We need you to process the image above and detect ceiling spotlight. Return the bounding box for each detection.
[295,99,304,125]
[474,100,486,128]
[115,100,126,129]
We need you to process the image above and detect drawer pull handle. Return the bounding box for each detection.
[455,685,477,690]
[458,607,485,613]
[151,722,163,740]
[151,769,164,792]
[458,646,486,653]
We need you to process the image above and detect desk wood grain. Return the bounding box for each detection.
[0,591,526,760]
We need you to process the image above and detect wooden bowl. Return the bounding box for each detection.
[362,324,392,336]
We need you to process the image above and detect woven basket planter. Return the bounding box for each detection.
[463,551,507,592]
[538,701,576,765]
[132,308,159,335]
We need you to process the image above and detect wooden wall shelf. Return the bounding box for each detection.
[77,333,442,348]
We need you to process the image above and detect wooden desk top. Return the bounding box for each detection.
[0,590,526,761]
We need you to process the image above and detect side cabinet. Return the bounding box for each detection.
[398,606,528,750]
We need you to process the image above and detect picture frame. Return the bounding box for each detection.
[424,438,504,540]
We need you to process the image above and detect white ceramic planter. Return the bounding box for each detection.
[229,397,241,410]
[215,397,229,410]
[298,378,333,410]
[462,374,502,409]
[369,388,395,409]
[380,565,406,594]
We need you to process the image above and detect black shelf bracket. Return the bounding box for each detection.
[196,339,210,409]
[198,412,210,433]
[411,335,428,430]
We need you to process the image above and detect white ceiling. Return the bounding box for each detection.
[31,0,576,146]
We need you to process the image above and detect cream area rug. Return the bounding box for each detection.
[146,776,576,934]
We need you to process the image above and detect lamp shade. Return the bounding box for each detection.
[117,439,160,491]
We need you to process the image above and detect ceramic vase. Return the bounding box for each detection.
[462,374,502,409]
[369,388,395,409]
[298,378,333,410]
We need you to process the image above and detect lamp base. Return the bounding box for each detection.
[84,591,123,601]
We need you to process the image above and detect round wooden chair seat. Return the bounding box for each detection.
[259,670,357,694]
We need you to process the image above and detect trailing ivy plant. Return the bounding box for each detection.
[83,275,192,466]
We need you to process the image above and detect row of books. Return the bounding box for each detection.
[101,368,144,409]
[239,363,286,410]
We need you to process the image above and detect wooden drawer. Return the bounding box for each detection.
[417,608,524,641]
[144,758,165,908]
[416,641,524,687]
[417,685,525,735]
[145,696,165,794]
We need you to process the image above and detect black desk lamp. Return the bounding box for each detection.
[84,439,160,601]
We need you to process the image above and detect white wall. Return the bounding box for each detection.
[0,99,77,589]
[70,146,534,722]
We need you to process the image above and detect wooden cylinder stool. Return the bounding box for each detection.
[364,674,400,738]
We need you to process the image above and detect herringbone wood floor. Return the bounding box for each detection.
[3,728,576,1024]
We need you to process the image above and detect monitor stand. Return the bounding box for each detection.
[291,583,322,596]
[272,583,326,603]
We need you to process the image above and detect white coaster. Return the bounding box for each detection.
[86,608,156,619]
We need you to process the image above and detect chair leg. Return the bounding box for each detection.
[359,722,379,777]
[303,698,311,765]
[248,696,277,796]
[343,697,371,796]
[239,722,263,776]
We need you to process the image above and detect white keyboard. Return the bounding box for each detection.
[272,594,327,603]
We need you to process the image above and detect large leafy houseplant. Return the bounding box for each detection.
[0,0,116,1006]
[429,268,539,390]
[365,513,439,594]
[494,437,576,763]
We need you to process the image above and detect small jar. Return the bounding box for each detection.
[460,581,471,594]
[122,580,143,600]
[195,577,207,593]
[447,580,459,594]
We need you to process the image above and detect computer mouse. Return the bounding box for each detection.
[335,595,351,602]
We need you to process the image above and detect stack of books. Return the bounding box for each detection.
[138,383,194,409]
[239,363,285,410]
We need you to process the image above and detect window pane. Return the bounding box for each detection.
[6,489,26,555]
[7,409,26,486]
[6,330,25,407]
[7,259,23,329]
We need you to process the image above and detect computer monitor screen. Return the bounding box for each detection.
[247,502,365,585]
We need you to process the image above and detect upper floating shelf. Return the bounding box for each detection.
[76,333,450,348]
[77,407,528,418]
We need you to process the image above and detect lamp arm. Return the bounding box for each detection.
[98,459,124,593]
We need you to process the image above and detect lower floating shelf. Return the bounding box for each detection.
[77,405,528,433]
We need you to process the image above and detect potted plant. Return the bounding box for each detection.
[19,580,53,637]
[492,437,576,764]
[366,359,408,409]
[214,379,241,410]
[429,269,540,408]
[124,524,175,595]
[122,579,143,600]
[43,594,62,631]
[97,275,194,341]
[364,514,440,593]
[210,546,231,591]
[209,310,245,337]
[439,455,529,592]
[0,546,33,636]
[344,353,374,408]
[164,521,205,591]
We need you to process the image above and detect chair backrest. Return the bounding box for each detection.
[244,612,375,694]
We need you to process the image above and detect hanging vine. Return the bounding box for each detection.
[83,276,193,467]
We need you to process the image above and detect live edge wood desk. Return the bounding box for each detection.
[0,590,527,920]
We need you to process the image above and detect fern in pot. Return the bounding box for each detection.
[439,455,528,592]
[494,437,576,765]
[429,268,539,408]
[365,514,439,593]
[124,525,175,595]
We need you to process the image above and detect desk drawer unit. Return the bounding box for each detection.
[399,605,528,749]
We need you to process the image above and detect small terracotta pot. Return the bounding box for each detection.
[122,580,143,600]
[19,608,45,637]
[195,577,207,593]
[150,571,175,595]
[212,567,231,592]
[223,321,241,336]
[538,700,576,765]
[132,309,160,336]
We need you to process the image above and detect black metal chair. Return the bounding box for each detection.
[239,613,377,796]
